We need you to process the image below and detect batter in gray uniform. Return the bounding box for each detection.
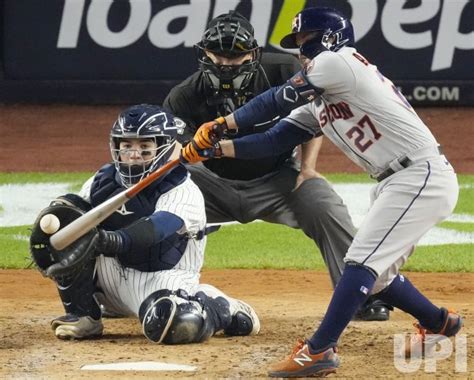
[181,7,463,378]
[164,10,391,320]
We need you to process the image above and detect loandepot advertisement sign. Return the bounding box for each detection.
[1,183,473,246]
[56,0,472,72]
[2,0,473,104]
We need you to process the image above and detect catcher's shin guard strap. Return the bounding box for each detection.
[96,230,128,257]
[192,291,232,333]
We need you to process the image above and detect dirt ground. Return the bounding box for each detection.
[0,106,473,378]
[1,270,473,379]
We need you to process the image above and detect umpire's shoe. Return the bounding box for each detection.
[353,298,392,321]
[268,339,339,378]
[51,314,103,340]
[224,299,260,336]
[404,308,463,358]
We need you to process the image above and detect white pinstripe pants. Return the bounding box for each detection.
[94,256,205,316]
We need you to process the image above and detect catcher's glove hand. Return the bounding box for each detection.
[30,198,99,280]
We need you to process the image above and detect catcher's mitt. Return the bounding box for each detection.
[29,196,98,280]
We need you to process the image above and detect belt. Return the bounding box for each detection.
[374,145,443,182]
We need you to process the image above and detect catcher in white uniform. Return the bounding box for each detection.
[29,104,259,344]
[181,7,463,377]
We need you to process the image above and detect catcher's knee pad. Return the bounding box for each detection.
[139,289,214,345]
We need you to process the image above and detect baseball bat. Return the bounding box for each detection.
[50,159,180,251]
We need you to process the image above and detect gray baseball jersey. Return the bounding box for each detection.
[285,47,458,292]
[287,47,438,178]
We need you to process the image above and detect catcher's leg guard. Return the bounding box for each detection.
[51,259,103,339]
[54,259,101,320]
[139,289,216,344]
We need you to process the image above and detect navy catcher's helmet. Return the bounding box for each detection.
[110,104,184,187]
[280,7,354,59]
[195,11,262,97]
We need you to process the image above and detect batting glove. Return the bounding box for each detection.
[193,117,228,149]
[180,141,222,164]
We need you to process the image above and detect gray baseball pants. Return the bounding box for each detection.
[188,163,356,286]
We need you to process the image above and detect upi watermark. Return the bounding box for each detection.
[393,334,468,373]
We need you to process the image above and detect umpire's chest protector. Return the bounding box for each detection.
[89,164,163,230]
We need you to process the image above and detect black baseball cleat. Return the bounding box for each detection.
[51,314,103,340]
[353,298,393,321]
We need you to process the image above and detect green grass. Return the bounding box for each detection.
[204,223,324,270]
[324,173,474,184]
[324,173,474,214]
[1,172,472,272]
[204,223,473,272]
[325,172,371,183]
[438,221,474,233]
[403,245,474,272]
[453,185,474,214]
[0,172,93,193]
[3,222,472,272]
[0,172,93,184]
[0,226,32,269]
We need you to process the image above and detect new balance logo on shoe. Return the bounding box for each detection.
[293,352,313,366]
[268,339,340,378]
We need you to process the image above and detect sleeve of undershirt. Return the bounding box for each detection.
[233,119,315,159]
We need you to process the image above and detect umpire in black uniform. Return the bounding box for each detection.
[164,11,390,320]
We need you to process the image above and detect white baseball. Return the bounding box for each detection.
[40,214,61,234]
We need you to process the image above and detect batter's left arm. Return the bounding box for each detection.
[219,119,315,159]
[225,71,324,131]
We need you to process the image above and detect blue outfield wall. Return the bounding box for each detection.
[0,0,473,105]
